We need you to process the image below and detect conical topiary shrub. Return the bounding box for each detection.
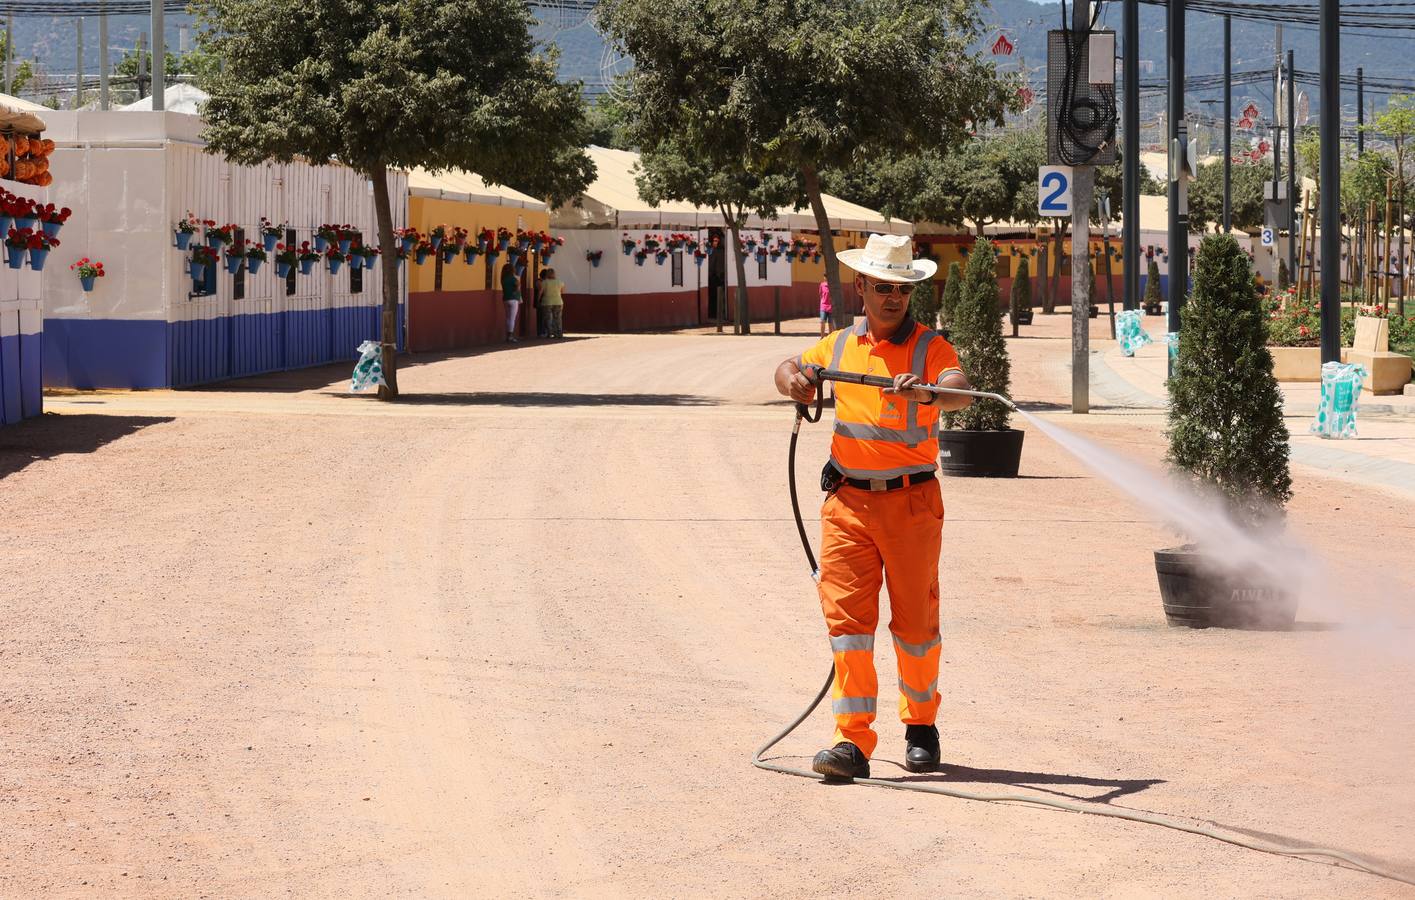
[940,261,963,329]
[1167,233,1291,528]
[1010,256,1031,336]
[945,239,1011,433]
[908,278,940,329]
[1276,257,1291,291]
[1159,233,1294,628]
[1143,257,1162,313]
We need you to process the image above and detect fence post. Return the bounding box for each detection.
[774,286,780,334]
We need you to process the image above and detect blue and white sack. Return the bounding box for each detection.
[1116,309,1153,357]
[351,340,386,392]
[1310,361,1366,439]
[1164,332,1180,362]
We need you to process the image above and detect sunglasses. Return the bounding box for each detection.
[868,282,916,296]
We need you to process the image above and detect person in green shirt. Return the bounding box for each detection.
[501,262,522,343]
[537,267,565,338]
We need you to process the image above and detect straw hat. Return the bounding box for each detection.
[837,233,937,283]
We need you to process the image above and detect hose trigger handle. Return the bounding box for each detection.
[797,365,825,423]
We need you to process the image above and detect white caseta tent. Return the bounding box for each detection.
[118,83,210,115]
[551,146,910,235]
[407,167,547,211]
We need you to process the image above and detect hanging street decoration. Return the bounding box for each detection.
[991,33,1014,56]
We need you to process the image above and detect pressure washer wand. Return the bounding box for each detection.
[807,366,1019,411]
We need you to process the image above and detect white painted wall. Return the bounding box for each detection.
[557,226,795,295]
[41,110,407,324]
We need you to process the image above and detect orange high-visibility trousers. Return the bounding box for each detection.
[817,479,943,759]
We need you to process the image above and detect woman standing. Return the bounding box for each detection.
[538,267,566,338]
[818,276,832,337]
[501,261,522,343]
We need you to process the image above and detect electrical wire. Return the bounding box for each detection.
[755,401,1415,891]
[1054,0,1118,165]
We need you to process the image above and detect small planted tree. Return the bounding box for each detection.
[1144,257,1162,313]
[1167,234,1292,528]
[944,239,1011,432]
[908,278,940,330]
[940,261,964,328]
[1009,255,1031,336]
[1276,258,1291,291]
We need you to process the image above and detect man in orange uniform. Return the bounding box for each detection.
[773,233,973,780]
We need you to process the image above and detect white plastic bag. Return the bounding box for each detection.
[351,340,386,392]
[1310,361,1366,439]
[1117,309,1153,357]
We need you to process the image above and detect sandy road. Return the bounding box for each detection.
[3,315,1415,898]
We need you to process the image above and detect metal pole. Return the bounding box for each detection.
[1167,0,1186,340]
[4,15,12,97]
[74,18,83,110]
[151,0,164,111]
[1123,0,1139,310]
[1319,0,1340,363]
[1222,15,1232,233]
[1356,67,1364,155]
[1287,48,1297,279]
[99,8,109,110]
[1070,0,1094,414]
[1273,27,1282,190]
[136,32,147,100]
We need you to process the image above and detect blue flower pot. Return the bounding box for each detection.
[15,216,36,233]
[623,246,633,256]
[189,261,207,280]
[401,235,416,253]
[655,255,666,266]
[338,239,352,254]
[206,232,222,249]
[314,235,328,252]
[276,261,292,279]
[518,239,531,252]
[430,235,443,251]
[225,256,242,274]
[515,265,525,278]
[28,248,49,271]
[80,275,96,292]
[694,257,704,267]
[5,247,23,269]
[175,230,192,250]
[497,238,509,251]
[533,239,544,253]
[416,250,429,265]
[364,256,377,271]
[247,256,264,274]
[478,239,489,253]
[590,258,600,268]
[635,256,645,267]
[349,253,364,271]
[464,250,481,265]
[42,221,61,239]
[263,233,279,253]
[0,216,11,237]
[328,256,343,275]
[300,259,315,275]
[441,249,457,265]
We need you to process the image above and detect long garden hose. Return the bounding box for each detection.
[754,380,1414,889]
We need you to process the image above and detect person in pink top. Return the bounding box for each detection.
[818,277,832,337]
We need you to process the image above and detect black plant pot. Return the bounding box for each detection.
[1015,309,1034,326]
[1154,547,1298,630]
[937,428,1024,478]
[1144,302,1163,316]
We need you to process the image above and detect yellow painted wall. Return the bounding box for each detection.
[789,230,872,283]
[406,196,551,293]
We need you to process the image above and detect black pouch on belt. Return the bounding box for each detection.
[820,460,844,494]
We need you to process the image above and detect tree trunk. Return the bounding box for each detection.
[803,163,849,329]
[1398,142,1407,316]
[1038,243,1050,313]
[722,207,750,335]
[1049,218,1067,312]
[370,163,399,400]
[975,220,986,238]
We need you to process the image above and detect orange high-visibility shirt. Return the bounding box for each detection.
[797,317,963,480]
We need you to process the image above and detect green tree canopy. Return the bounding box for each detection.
[195,0,593,398]
[1187,159,1269,233]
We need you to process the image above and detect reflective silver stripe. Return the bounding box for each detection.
[852,317,868,336]
[833,420,933,444]
[906,331,939,432]
[832,696,877,715]
[830,633,874,652]
[829,330,850,371]
[938,366,964,380]
[898,679,938,704]
[835,462,936,480]
[893,634,941,657]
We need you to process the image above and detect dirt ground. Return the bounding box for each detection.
[3,312,1414,898]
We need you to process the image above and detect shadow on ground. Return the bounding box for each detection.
[0,413,175,479]
[873,762,1165,804]
[332,391,722,408]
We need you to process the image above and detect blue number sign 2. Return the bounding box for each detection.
[1040,171,1069,214]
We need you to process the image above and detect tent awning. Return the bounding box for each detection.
[0,92,47,134]
[407,167,547,211]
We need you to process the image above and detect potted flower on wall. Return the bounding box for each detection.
[27,230,58,271]
[622,233,636,256]
[464,242,482,265]
[415,239,433,265]
[939,239,1024,477]
[225,239,248,274]
[6,228,31,268]
[337,225,356,254]
[34,204,70,239]
[71,257,105,291]
[207,221,234,250]
[587,250,603,268]
[189,244,218,280]
[440,240,459,265]
[429,224,448,251]
[245,243,268,274]
[1158,233,1295,629]
[274,242,298,278]
[348,241,366,270]
[450,226,469,250]
[358,244,380,270]
[496,226,511,251]
[634,248,648,266]
[314,223,338,252]
[11,197,38,232]
[325,246,347,274]
[396,226,420,253]
[174,213,200,250]
[693,249,706,266]
[297,242,320,275]
[259,217,285,253]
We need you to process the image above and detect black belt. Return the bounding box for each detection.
[840,471,935,493]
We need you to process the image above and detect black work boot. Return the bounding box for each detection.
[811,741,870,781]
[904,724,940,773]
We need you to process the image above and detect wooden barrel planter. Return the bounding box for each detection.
[1154,548,1298,630]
